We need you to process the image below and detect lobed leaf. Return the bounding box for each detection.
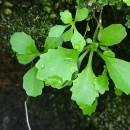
[80,100,98,116]
[60,10,73,24]
[94,67,109,95]
[71,52,99,106]
[23,67,44,97]
[36,47,79,89]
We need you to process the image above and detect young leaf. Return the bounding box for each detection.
[123,0,130,6]
[80,100,98,116]
[71,52,99,106]
[44,36,63,52]
[103,50,115,58]
[102,54,130,94]
[100,24,127,46]
[49,25,68,37]
[75,8,89,22]
[60,10,72,24]
[36,47,79,89]
[10,32,39,54]
[94,67,109,95]
[16,53,39,65]
[23,67,44,97]
[62,27,73,42]
[90,42,98,51]
[71,27,86,51]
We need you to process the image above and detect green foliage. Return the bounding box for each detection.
[49,25,68,37]
[62,27,73,42]
[60,10,72,24]
[94,67,109,95]
[10,32,39,54]
[35,47,79,89]
[23,67,44,97]
[123,0,130,6]
[71,52,99,106]
[10,2,130,116]
[100,53,130,94]
[10,32,40,64]
[100,24,127,46]
[75,8,89,22]
[71,27,86,51]
[44,36,63,52]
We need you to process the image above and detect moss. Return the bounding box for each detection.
[0,0,54,53]
[0,0,76,53]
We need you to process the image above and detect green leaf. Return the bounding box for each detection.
[100,24,127,46]
[60,10,72,24]
[49,25,68,37]
[44,36,63,52]
[80,100,98,116]
[16,53,39,65]
[102,54,130,94]
[10,32,39,54]
[23,67,44,97]
[71,52,99,106]
[123,0,130,6]
[90,42,98,51]
[103,50,115,58]
[94,67,109,94]
[36,47,79,88]
[62,27,73,42]
[71,27,86,51]
[115,88,123,96]
[75,8,89,22]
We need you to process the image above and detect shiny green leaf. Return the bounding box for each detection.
[102,54,130,94]
[71,52,99,106]
[62,27,73,42]
[23,67,44,97]
[10,32,39,54]
[100,24,127,46]
[71,27,86,51]
[16,53,39,65]
[60,10,72,24]
[49,25,68,37]
[94,67,109,94]
[103,50,115,58]
[44,36,63,52]
[80,100,98,116]
[75,8,89,22]
[36,47,79,88]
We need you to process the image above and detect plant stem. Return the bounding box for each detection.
[93,8,103,42]
[78,47,90,68]
[25,97,32,130]
[97,49,104,60]
[88,50,94,66]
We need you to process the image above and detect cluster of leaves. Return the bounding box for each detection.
[10,0,130,115]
